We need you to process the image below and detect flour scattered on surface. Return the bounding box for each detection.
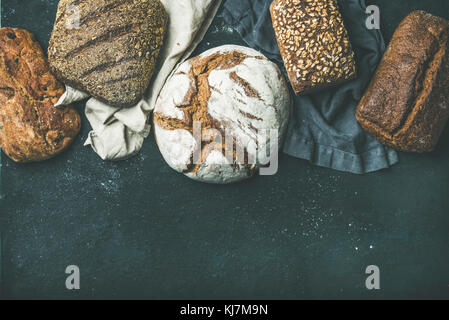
[100,169,121,194]
[210,22,235,35]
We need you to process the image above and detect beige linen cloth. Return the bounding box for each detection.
[56,0,222,160]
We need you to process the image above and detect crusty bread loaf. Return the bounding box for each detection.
[270,0,357,95]
[356,11,449,153]
[153,45,291,184]
[0,28,80,163]
[48,0,167,108]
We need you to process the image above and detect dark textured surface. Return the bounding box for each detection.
[0,0,449,299]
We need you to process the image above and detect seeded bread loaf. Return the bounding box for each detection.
[48,0,168,108]
[0,28,80,163]
[153,45,290,184]
[356,11,449,153]
[270,0,357,95]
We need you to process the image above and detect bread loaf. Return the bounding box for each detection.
[356,11,449,153]
[153,45,291,184]
[270,0,356,95]
[0,28,80,163]
[48,0,168,108]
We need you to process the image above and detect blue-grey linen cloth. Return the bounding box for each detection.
[222,0,399,174]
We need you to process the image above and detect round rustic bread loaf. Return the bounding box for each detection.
[153,45,290,184]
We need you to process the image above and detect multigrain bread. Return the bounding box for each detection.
[0,28,80,163]
[153,45,291,184]
[48,0,168,108]
[270,0,357,95]
[356,11,449,153]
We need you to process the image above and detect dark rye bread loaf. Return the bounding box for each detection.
[0,28,80,163]
[270,0,357,95]
[48,0,168,108]
[356,11,449,153]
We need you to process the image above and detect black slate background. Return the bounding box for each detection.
[0,0,448,299]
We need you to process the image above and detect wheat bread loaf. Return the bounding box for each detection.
[0,28,80,163]
[48,0,168,108]
[153,45,291,184]
[270,0,357,95]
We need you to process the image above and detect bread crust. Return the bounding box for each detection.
[270,0,357,95]
[356,11,449,153]
[0,28,80,163]
[48,0,168,108]
[153,45,291,184]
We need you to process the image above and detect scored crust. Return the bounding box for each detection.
[48,0,167,108]
[153,45,290,183]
